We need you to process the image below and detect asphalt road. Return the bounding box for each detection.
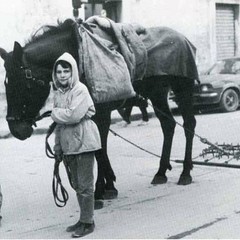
[1,109,240,238]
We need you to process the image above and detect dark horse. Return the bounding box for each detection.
[0,18,198,206]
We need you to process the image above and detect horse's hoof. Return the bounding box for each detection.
[151,174,167,185]
[94,200,104,210]
[103,189,118,200]
[177,174,192,185]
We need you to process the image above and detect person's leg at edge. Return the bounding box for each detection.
[0,185,2,225]
[138,106,149,126]
[123,106,133,124]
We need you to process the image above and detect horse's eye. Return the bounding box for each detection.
[25,69,32,79]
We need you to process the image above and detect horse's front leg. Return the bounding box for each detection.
[177,107,196,185]
[151,108,176,184]
[177,120,195,185]
[172,77,196,185]
[93,107,118,206]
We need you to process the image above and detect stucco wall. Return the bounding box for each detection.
[120,0,212,73]
[0,0,84,94]
[0,0,78,51]
[0,0,239,86]
[121,0,240,74]
[0,0,83,112]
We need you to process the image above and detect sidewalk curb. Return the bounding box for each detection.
[111,111,155,124]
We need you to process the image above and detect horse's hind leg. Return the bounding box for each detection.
[171,77,196,185]
[147,78,176,184]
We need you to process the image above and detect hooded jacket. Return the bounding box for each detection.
[51,52,101,155]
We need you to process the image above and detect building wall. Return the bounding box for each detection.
[120,0,240,73]
[0,0,82,94]
[0,0,79,51]
[0,0,239,78]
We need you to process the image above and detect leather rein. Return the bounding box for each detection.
[24,109,71,208]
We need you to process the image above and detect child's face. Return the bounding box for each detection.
[56,64,72,87]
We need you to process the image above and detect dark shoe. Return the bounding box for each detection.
[72,222,95,238]
[122,116,131,124]
[66,220,81,232]
[94,199,104,210]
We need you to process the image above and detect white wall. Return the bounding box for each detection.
[0,0,87,115]
[120,0,211,72]
[120,0,239,73]
[121,0,203,36]
[0,0,85,94]
[0,0,79,51]
[0,0,239,90]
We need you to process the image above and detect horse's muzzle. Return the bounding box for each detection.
[8,121,33,140]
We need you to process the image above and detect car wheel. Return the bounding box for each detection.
[220,89,239,112]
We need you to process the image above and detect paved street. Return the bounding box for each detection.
[1,109,240,238]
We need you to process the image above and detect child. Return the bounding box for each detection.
[51,52,101,238]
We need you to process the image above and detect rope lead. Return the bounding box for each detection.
[45,121,70,207]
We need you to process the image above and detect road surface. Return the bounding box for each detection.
[1,109,240,238]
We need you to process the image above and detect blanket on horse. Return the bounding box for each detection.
[86,16,199,81]
[140,26,199,80]
[75,16,199,103]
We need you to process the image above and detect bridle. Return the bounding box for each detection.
[20,65,46,88]
[5,61,50,126]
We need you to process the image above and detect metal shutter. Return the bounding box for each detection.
[216,4,235,60]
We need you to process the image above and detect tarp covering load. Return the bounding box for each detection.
[76,16,199,103]
[85,16,199,81]
[77,25,135,103]
[139,27,199,80]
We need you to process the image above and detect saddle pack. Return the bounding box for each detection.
[76,16,148,103]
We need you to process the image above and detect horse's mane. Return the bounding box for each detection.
[25,19,76,47]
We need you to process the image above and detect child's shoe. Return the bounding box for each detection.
[66,220,81,232]
[72,222,95,238]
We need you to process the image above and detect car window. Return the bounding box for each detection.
[231,61,240,74]
[208,60,240,75]
[208,61,225,74]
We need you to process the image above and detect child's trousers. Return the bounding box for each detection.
[64,152,95,224]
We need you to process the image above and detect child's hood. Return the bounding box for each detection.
[52,52,79,90]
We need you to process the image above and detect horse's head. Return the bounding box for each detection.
[0,42,52,140]
[0,19,79,140]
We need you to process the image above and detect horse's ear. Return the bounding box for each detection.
[13,41,23,61]
[0,47,8,60]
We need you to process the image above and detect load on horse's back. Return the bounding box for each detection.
[0,16,199,207]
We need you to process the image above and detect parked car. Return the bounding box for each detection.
[169,57,240,112]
